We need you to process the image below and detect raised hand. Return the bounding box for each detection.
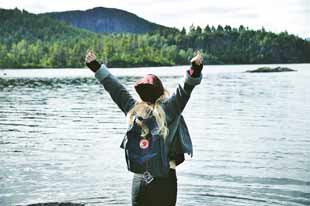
[189,51,204,77]
[85,50,97,63]
[190,51,203,66]
[85,50,101,72]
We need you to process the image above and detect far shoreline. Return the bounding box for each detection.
[0,62,309,70]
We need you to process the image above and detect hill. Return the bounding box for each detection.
[0,8,95,44]
[44,7,170,34]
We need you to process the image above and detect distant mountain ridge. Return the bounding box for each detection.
[0,8,94,42]
[44,7,171,34]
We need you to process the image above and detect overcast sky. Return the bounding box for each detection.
[0,0,309,38]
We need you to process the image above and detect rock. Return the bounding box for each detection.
[246,66,297,73]
[23,202,84,206]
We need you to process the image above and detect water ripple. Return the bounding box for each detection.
[1,65,310,206]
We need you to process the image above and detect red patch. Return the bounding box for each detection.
[139,139,149,149]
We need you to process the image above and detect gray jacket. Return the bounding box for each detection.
[94,65,202,165]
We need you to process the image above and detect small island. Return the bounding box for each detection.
[246,66,297,73]
[25,202,84,206]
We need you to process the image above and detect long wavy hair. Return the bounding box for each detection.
[126,89,170,140]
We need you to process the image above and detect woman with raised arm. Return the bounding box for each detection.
[85,51,203,206]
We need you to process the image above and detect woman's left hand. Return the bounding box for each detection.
[85,50,97,63]
[85,50,101,72]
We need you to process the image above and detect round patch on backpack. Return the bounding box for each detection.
[139,139,149,149]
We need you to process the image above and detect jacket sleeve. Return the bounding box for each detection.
[162,70,202,123]
[94,64,136,115]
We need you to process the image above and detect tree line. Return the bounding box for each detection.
[1,8,309,68]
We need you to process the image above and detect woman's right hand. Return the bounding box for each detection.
[190,51,203,66]
[189,51,203,77]
[85,50,101,72]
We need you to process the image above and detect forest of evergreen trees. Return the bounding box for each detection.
[1,8,310,68]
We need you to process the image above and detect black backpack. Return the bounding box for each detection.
[120,115,169,179]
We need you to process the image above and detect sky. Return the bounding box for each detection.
[0,0,309,38]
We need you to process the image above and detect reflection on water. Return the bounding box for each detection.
[1,64,310,206]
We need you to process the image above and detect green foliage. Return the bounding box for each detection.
[0,8,310,68]
[0,8,93,44]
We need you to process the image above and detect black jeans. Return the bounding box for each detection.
[132,169,177,206]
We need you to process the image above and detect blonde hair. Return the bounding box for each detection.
[127,89,170,140]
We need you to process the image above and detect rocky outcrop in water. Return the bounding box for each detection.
[22,202,84,206]
[246,66,297,73]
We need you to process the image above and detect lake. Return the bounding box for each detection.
[0,64,309,206]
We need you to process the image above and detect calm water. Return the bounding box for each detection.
[0,64,309,206]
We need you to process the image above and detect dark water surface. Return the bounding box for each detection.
[1,64,310,206]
